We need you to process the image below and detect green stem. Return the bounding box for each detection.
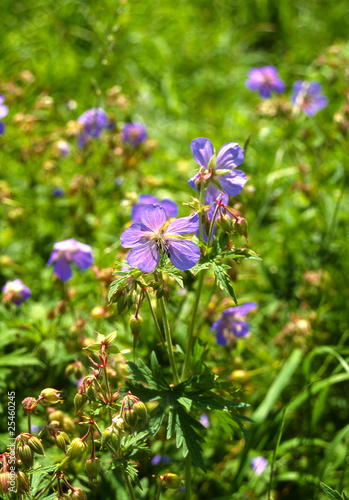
[145,289,165,344]
[122,468,137,500]
[182,270,206,380]
[155,273,180,385]
[185,455,192,500]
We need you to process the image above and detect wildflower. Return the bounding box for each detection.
[131,194,178,222]
[291,81,328,116]
[47,239,93,281]
[0,94,9,135]
[52,187,65,197]
[56,139,70,157]
[188,137,246,197]
[122,122,147,146]
[77,108,109,148]
[120,204,200,273]
[251,456,268,475]
[246,66,285,98]
[211,302,257,346]
[2,279,31,305]
[151,454,171,466]
[200,413,210,428]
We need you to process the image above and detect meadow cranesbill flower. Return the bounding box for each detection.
[2,279,31,305]
[251,456,268,475]
[291,81,328,116]
[120,204,200,273]
[122,122,147,146]
[246,66,285,99]
[131,194,178,222]
[0,94,9,135]
[77,108,109,148]
[47,239,93,281]
[188,138,246,198]
[200,413,210,428]
[211,302,257,345]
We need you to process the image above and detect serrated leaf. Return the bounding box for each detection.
[223,247,262,261]
[212,262,237,304]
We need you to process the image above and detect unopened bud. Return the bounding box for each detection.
[65,361,85,379]
[69,488,88,500]
[130,315,143,335]
[124,408,138,428]
[49,410,64,425]
[133,401,147,420]
[217,213,233,233]
[110,431,120,449]
[66,438,87,459]
[56,432,70,452]
[18,444,33,468]
[85,456,101,477]
[39,388,63,406]
[234,217,248,239]
[162,473,181,489]
[0,472,10,494]
[101,426,113,448]
[103,331,117,346]
[91,306,106,319]
[17,471,29,493]
[28,436,45,456]
[74,393,87,412]
[22,397,38,413]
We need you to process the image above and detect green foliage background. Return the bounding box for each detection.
[1,0,349,499]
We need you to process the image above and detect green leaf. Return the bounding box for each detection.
[222,247,262,261]
[212,262,237,304]
[320,482,344,500]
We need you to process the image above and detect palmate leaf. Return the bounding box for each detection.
[212,262,237,303]
[126,354,248,471]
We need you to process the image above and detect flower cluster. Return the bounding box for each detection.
[47,239,93,281]
[120,204,200,272]
[211,302,257,345]
[0,94,9,135]
[246,65,328,116]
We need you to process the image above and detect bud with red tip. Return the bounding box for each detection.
[22,397,38,413]
[39,388,63,406]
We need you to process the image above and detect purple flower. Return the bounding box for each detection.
[200,413,210,428]
[246,66,285,99]
[211,302,257,346]
[291,81,328,116]
[52,187,65,197]
[151,454,171,466]
[131,194,178,223]
[188,138,246,198]
[251,456,268,475]
[0,94,9,135]
[77,108,109,148]
[56,139,70,157]
[120,204,200,273]
[122,122,147,146]
[47,238,93,281]
[2,279,31,305]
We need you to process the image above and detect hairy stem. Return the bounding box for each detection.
[156,273,180,385]
[185,455,192,500]
[123,469,137,500]
[145,289,165,344]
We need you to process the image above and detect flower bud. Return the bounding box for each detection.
[133,401,147,420]
[124,408,138,428]
[103,331,117,346]
[22,397,38,413]
[28,436,45,456]
[217,213,233,233]
[110,431,121,449]
[62,416,75,434]
[233,217,249,239]
[18,444,33,468]
[101,426,113,448]
[56,432,70,452]
[49,410,64,425]
[162,473,181,489]
[0,472,10,494]
[65,361,85,379]
[85,457,101,477]
[17,471,29,493]
[69,488,88,500]
[91,306,105,319]
[39,388,63,406]
[74,393,87,412]
[66,438,87,459]
[130,314,143,336]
